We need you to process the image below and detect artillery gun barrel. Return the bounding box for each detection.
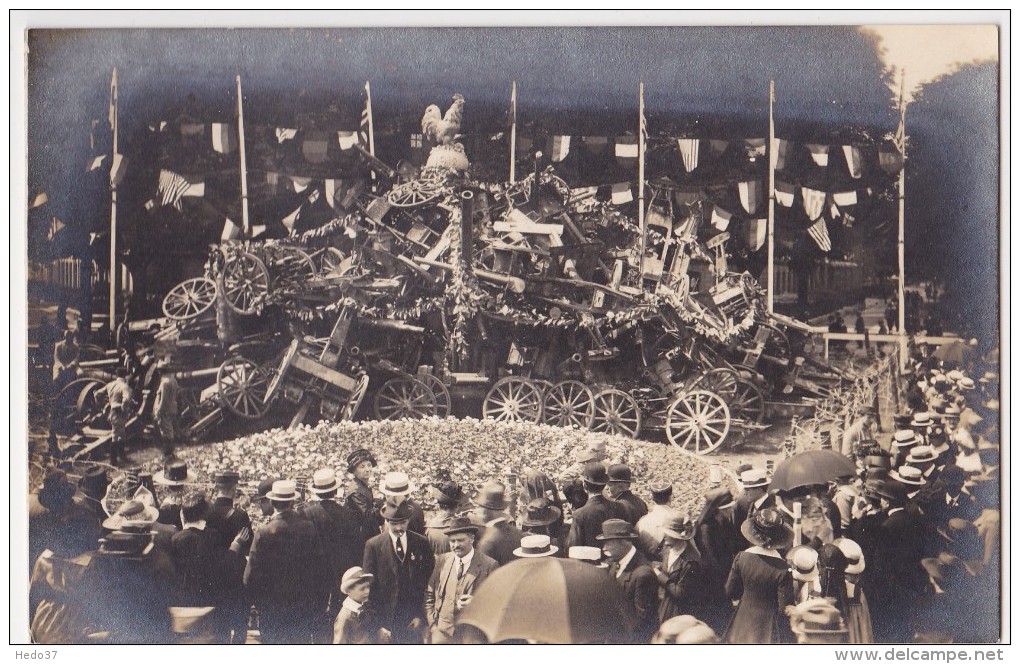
[413,257,526,294]
[355,318,426,334]
[353,144,397,178]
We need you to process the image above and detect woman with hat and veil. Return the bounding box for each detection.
[345,448,382,545]
[724,509,795,644]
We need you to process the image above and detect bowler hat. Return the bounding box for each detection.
[444,516,479,537]
[346,448,376,473]
[38,470,76,512]
[472,481,509,511]
[98,531,154,558]
[430,480,465,506]
[80,466,110,498]
[379,472,415,497]
[309,469,340,494]
[340,566,374,595]
[513,534,559,558]
[581,463,609,486]
[522,498,561,527]
[607,463,633,483]
[380,500,412,522]
[102,499,160,530]
[595,518,638,541]
[154,460,196,486]
[662,513,696,541]
[740,508,794,549]
[266,479,298,502]
[871,478,908,504]
[213,470,241,487]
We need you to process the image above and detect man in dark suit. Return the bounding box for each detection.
[380,472,427,535]
[244,480,329,644]
[362,501,436,643]
[471,481,524,566]
[297,468,363,642]
[424,516,499,643]
[205,471,253,555]
[565,464,628,550]
[599,519,659,643]
[607,464,648,525]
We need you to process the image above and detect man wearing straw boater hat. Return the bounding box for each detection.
[565,462,628,550]
[471,480,523,567]
[520,497,563,550]
[298,468,363,642]
[362,501,435,643]
[380,471,426,535]
[243,479,330,644]
[425,516,498,643]
[597,518,659,643]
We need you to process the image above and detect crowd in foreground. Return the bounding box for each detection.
[27,344,1000,644]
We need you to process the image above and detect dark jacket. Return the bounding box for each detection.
[243,509,329,614]
[869,507,929,642]
[424,510,456,555]
[83,547,179,644]
[476,518,524,567]
[297,498,363,593]
[170,526,246,607]
[361,530,435,637]
[206,496,253,556]
[613,548,659,643]
[615,490,649,525]
[658,546,713,624]
[28,494,102,570]
[566,495,628,549]
[725,550,795,644]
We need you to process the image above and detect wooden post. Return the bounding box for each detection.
[767,80,776,314]
[509,81,517,184]
[460,190,474,274]
[896,72,908,371]
[108,68,118,332]
[236,75,251,238]
[638,81,647,282]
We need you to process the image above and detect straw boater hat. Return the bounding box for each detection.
[661,513,696,541]
[472,481,509,511]
[907,446,939,466]
[892,430,918,449]
[958,377,976,391]
[154,460,196,487]
[739,468,770,489]
[595,519,639,541]
[444,516,479,537]
[654,616,720,644]
[740,509,794,549]
[946,370,965,383]
[911,412,934,429]
[265,479,299,502]
[102,499,160,530]
[309,469,341,495]
[788,545,820,582]
[514,534,559,558]
[890,465,926,487]
[522,498,561,528]
[568,546,605,566]
[340,566,374,595]
[834,538,866,575]
[379,472,415,497]
[788,598,848,636]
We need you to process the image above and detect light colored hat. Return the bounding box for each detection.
[834,538,865,575]
[513,534,559,558]
[739,468,770,488]
[788,545,819,582]
[309,469,341,494]
[266,479,299,502]
[958,377,976,391]
[911,412,933,428]
[340,566,374,594]
[907,446,938,465]
[568,546,602,562]
[892,430,917,448]
[890,465,926,487]
[379,471,415,497]
[946,370,964,382]
[102,499,160,530]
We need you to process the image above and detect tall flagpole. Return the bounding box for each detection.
[108,68,118,333]
[767,80,776,314]
[638,81,647,282]
[509,81,517,183]
[236,75,251,238]
[365,81,376,157]
[897,71,907,370]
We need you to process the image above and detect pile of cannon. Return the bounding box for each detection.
[55,138,851,458]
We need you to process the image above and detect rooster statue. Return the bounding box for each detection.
[421,93,464,146]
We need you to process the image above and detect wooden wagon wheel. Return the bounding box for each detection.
[542,380,595,429]
[591,388,643,438]
[415,373,452,419]
[665,389,731,454]
[162,277,217,321]
[53,378,103,432]
[221,251,270,315]
[274,247,318,283]
[341,373,370,421]
[386,181,441,208]
[75,381,110,429]
[318,247,347,275]
[689,367,739,400]
[482,376,544,423]
[373,376,438,420]
[216,356,273,419]
[729,377,766,424]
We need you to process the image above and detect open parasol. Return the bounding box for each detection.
[456,557,635,644]
[932,340,975,367]
[770,449,856,492]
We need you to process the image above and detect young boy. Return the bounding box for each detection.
[334,567,390,644]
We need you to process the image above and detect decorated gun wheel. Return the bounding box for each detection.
[664,389,731,454]
[221,251,270,315]
[271,246,317,284]
[373,376,438,420]
[216,356,273,419]
[318,247,348,275]
[341,373,370,421]
[386,180,442,208]
[689,367,739,400]
[591,388,642,438]
[482,376,544,423]
[415,373,452,418]
[729,377,766,424]
[542,380,595,429]
[162,277,217,321]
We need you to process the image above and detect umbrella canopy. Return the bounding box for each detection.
[932,340,974,367]
[456,557,635,644]
[770,449,856,492]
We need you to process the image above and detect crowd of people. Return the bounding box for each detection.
[26,342,1000,645]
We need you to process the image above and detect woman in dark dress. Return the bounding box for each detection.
[724,509,796,644]
[653,513,725,628]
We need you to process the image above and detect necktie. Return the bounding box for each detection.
[395,537,405,562]
[457,557,465,581]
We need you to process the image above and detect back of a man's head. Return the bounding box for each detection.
[181,492,209,524]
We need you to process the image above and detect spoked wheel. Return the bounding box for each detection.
[53,378,103,432]
[75,380,110,430]
[386,181,441,208]
[341,373,370,421]
[221,252,270,315]
[482,376,544,423]
[591,388,643,438]
[274,247,317,283]
[162,277,217,321]
[216,356,273,419]
[689,367,739,401]
[415,374,452,419]
[318,247,347,275]
[177,387,205,430]
[665,389,731,455]
[373,377,437,420]
[542,380,595,429]
[730,378,766,424]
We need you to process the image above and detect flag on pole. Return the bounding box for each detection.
[109,154,128,186]
[773,138,791,170]
[775,181,796,207]
[677,138,700,173]
[738,180,762,215]
[281,204,302,232]
[152,169,202,211]
[548,135,571,162]
[211,122,237,154]
[30,192,48,209]
[801,187,826,221]
[806,144,830,167]
[221,217,241,242]
[276,127,297,143]
[615,136,639,159]
[710,205,732,231]
[833,190,858,206]
[581,136,609,153]
[87,154,107,172]
[842,145,863,179]
[108,69,118,130]
[807,218,832,252]
[47,217,65,241]
[611,183,633,205]
[338,131,359,151]
[362,81,375,156]
[747,218,767,251]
